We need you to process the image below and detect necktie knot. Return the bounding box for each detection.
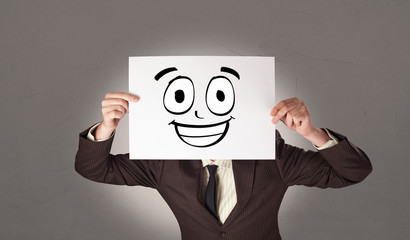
[206,164,218,176]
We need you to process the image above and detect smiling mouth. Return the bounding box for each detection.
[169,116,234,147]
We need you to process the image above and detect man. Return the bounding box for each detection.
[75,92,372,240]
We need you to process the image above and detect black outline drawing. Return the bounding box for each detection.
[205,76,236,116]
[163,76,195,115]
[154,66,240,148]
[195,110,204,119]
[155,67,178,81]
[221,66,240,80]
[168,116,235,147]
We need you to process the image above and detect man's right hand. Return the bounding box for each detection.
[94,92,139,141]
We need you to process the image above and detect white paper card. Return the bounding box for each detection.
[129,56,275,159]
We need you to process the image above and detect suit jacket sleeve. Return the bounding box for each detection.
[74,125,164,188]
[275,128,372,188]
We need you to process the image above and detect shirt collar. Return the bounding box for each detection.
[201,159,232,169]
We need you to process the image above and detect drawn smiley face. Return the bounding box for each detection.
[155,67,239,147]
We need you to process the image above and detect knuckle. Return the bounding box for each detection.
[114,107,122,114]
[105,93,111,98]
[120,99,128,106]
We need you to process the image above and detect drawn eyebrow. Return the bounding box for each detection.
[221,67,240,80]
[155,67,178,81]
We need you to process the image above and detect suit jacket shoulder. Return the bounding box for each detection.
[74,125,164,188]
[274,128,372,188]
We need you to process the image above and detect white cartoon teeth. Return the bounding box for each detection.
[169,117,233,147]
[180,134,224,147]
[177,123,225,137]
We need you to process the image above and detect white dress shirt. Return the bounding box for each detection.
[200,159,236,224]
[86,122,338,223]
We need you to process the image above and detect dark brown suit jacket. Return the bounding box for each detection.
[75,125,372,240]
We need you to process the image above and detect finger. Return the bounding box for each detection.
[277,113,293,129]
[292,102,309,121]
[290,120,296,130]
[270,98,296,116]
[285,112,294,129]
[105,92,139,102]
[282,100,305,119]
[270,102,283,116]
[293,111,305,127]
[288,105,304,119]
[106,109,125,120]
[102,98,129,113]
[288,102,307,126]
[102,105,126,116]
[275,98,300,115]
[272,101,299,123]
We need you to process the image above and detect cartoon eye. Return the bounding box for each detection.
[206,76,235,116]
[163,76,195,115]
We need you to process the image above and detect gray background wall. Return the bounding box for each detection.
[1,0,409,239]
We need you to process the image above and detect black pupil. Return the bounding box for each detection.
[216,90,225,102]
[175,90,185,103]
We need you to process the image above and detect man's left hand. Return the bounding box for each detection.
[271,97,332,147]
[270,97,316,138]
